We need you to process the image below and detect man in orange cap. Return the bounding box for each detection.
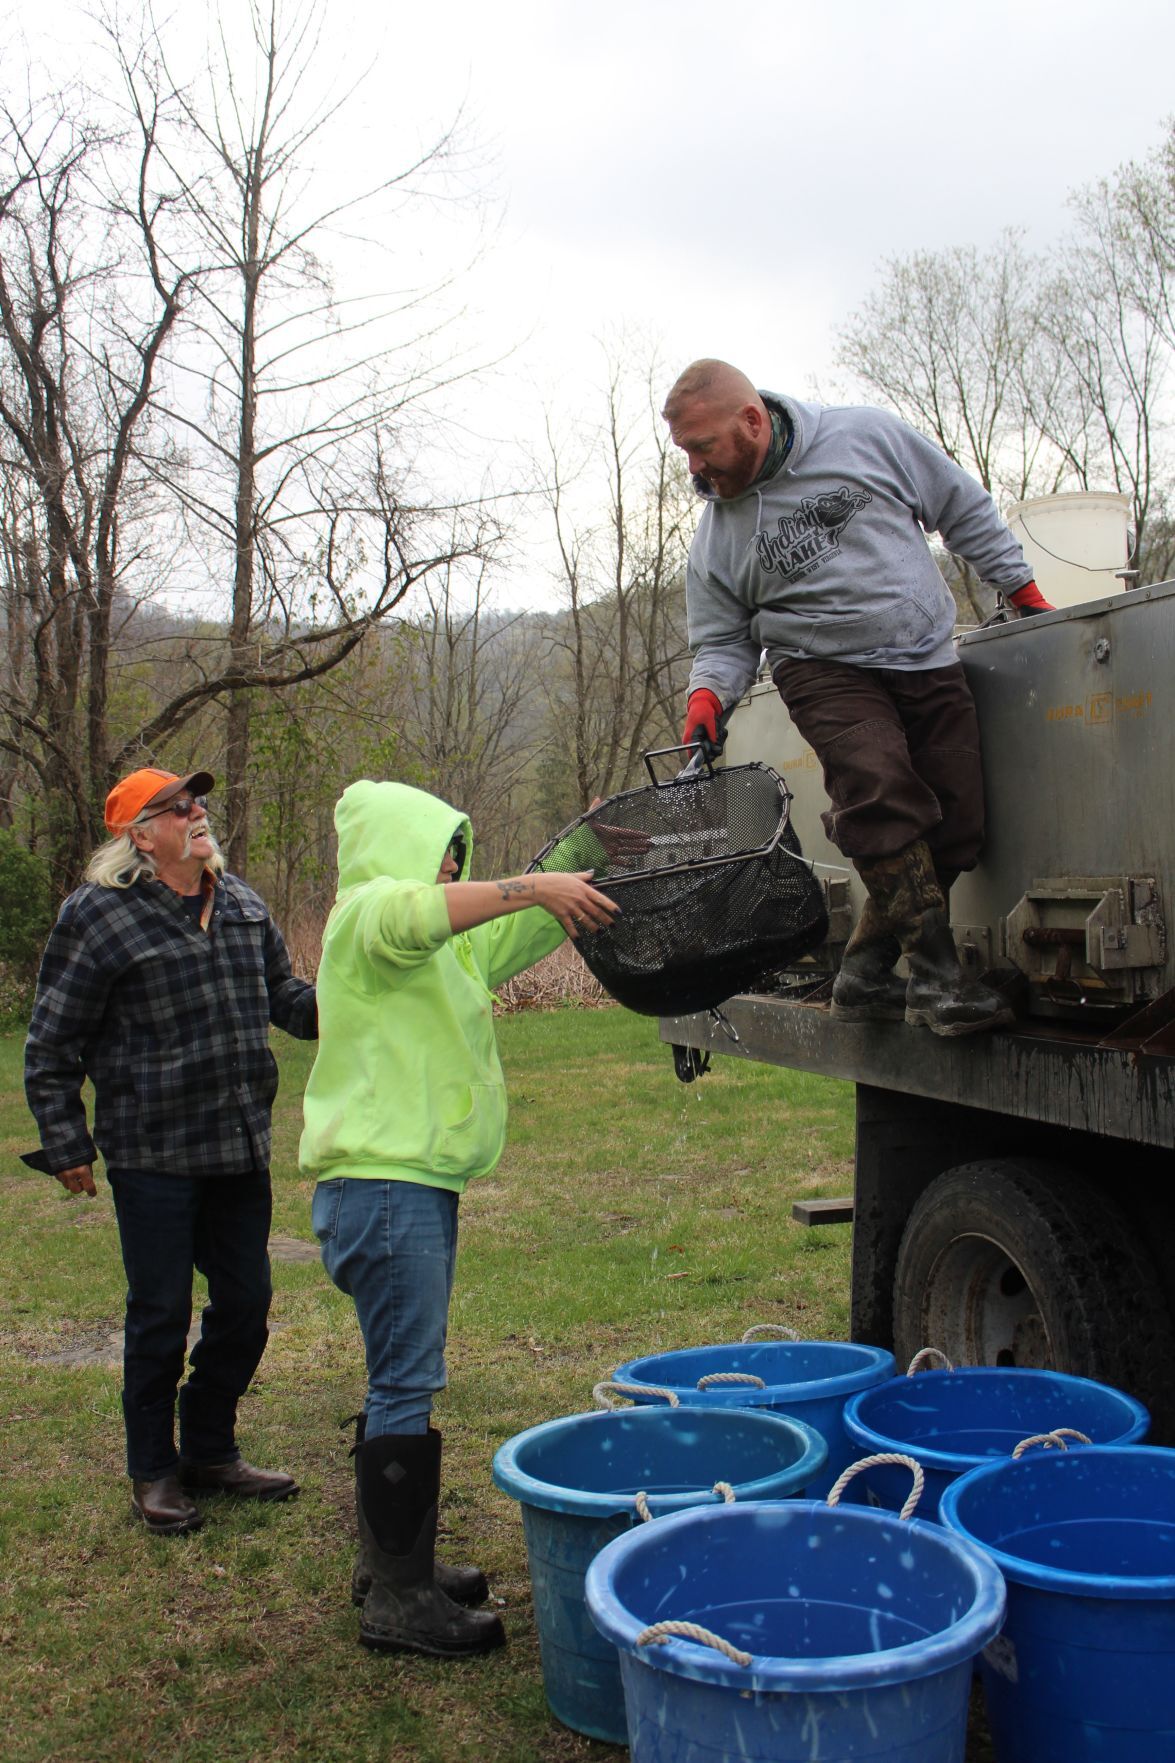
[24,767,317,1534]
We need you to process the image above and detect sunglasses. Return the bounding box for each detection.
[142,795,208,822]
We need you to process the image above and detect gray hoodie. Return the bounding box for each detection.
[686,392,1033,705]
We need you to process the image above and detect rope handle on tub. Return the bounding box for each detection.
[906,1347,954,1376]
[633,1480,736,1522]
[697,1371,767,1390]
[635,1620,752,1667]
[741,1323,800,1341]
[826,1453,925,1520]
[1011,1428,1092,1459]
[593,1380,680,1409]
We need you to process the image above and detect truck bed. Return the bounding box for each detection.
[660,992,1175,1147]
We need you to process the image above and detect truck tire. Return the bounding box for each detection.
[892,1157,1175,1439]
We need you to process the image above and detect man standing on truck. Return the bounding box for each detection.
[665,358,1052,1037]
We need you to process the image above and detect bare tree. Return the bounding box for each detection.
[835,208,1173,612]
[536,352,693,817]
[1032,180,1169,569]
[1112,121,1175,357]
[245,634,410,929]
[0,89,189,878]
[393,556,543,870]
[0,3,504,884]
[128,0,500,871]
[1054,123,1175,577]
[835,233,1063,621]
[837,233,1052,498]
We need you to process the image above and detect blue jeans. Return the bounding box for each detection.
[108,1166,273,1480]
[312,1177,459,1437]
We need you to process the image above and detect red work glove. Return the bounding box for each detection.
[682,688,723,749]
[1008,579,1054,616]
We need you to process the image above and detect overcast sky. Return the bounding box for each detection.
[455,0,1175,392]
[8,0,1175,603]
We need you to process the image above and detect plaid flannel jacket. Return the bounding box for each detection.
[24,873,317,1177]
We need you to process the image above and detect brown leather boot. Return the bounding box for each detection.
[131,1474,203,1535]
[179,1458,298,1501]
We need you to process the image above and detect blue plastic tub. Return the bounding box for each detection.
[843,1366,1149,1518]
[609,1339,895,1495]
[585,1494,1006,1762]
[940,1444,1175,1761]
[492,1405,826,1743]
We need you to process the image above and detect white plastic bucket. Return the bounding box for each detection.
[1007,492,1132,607]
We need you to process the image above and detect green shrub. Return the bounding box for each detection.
[0,828,53,975]
[0,960,34,1027]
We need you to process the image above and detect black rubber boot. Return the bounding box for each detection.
[830,898,906,1022]
[357,1430,505,1658]
[346,1416,487,1610]
[902,907,1014,1037]
[853,841,1012,1037]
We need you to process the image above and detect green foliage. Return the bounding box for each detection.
[0,1011,865,1762]
[0,829,52,977]
[531,742,583,836]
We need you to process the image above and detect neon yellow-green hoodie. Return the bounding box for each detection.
[298,780,566,1192]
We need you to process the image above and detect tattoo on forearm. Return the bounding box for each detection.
[496,878,534,900]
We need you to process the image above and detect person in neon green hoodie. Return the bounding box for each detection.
[300,779,617,1660]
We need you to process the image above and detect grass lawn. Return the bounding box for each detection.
[0,1006,990,1761]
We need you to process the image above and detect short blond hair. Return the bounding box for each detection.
[662,359,760,423]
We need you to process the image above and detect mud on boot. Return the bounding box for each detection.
[830,898,905,1023]
[357,1430,504,1659]
[346,1416,488,1611]
[903,908,1014,1037]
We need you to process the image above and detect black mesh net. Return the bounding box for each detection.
[528,764,829,1016]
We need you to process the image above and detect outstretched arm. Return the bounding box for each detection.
[444,870,618,940]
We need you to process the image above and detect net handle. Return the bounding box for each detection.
[526,761,799,884]
[643,740,722,786]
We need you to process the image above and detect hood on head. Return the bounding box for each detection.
[334,780,471,891]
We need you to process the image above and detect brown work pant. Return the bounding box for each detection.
[771,657,985,874]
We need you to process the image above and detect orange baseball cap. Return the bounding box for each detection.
[104,767,215,833]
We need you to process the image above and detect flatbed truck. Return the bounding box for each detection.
[661,578,1175,1438]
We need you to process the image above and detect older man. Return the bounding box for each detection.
[24,767,317,1533]
[665,359,1052,1036]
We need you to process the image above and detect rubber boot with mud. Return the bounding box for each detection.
[346,1416,488,1610]
[902,907,1014,1037]
[854,841,1011,1037]
[829,897,906,1022]
[357,1430,505,1658]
